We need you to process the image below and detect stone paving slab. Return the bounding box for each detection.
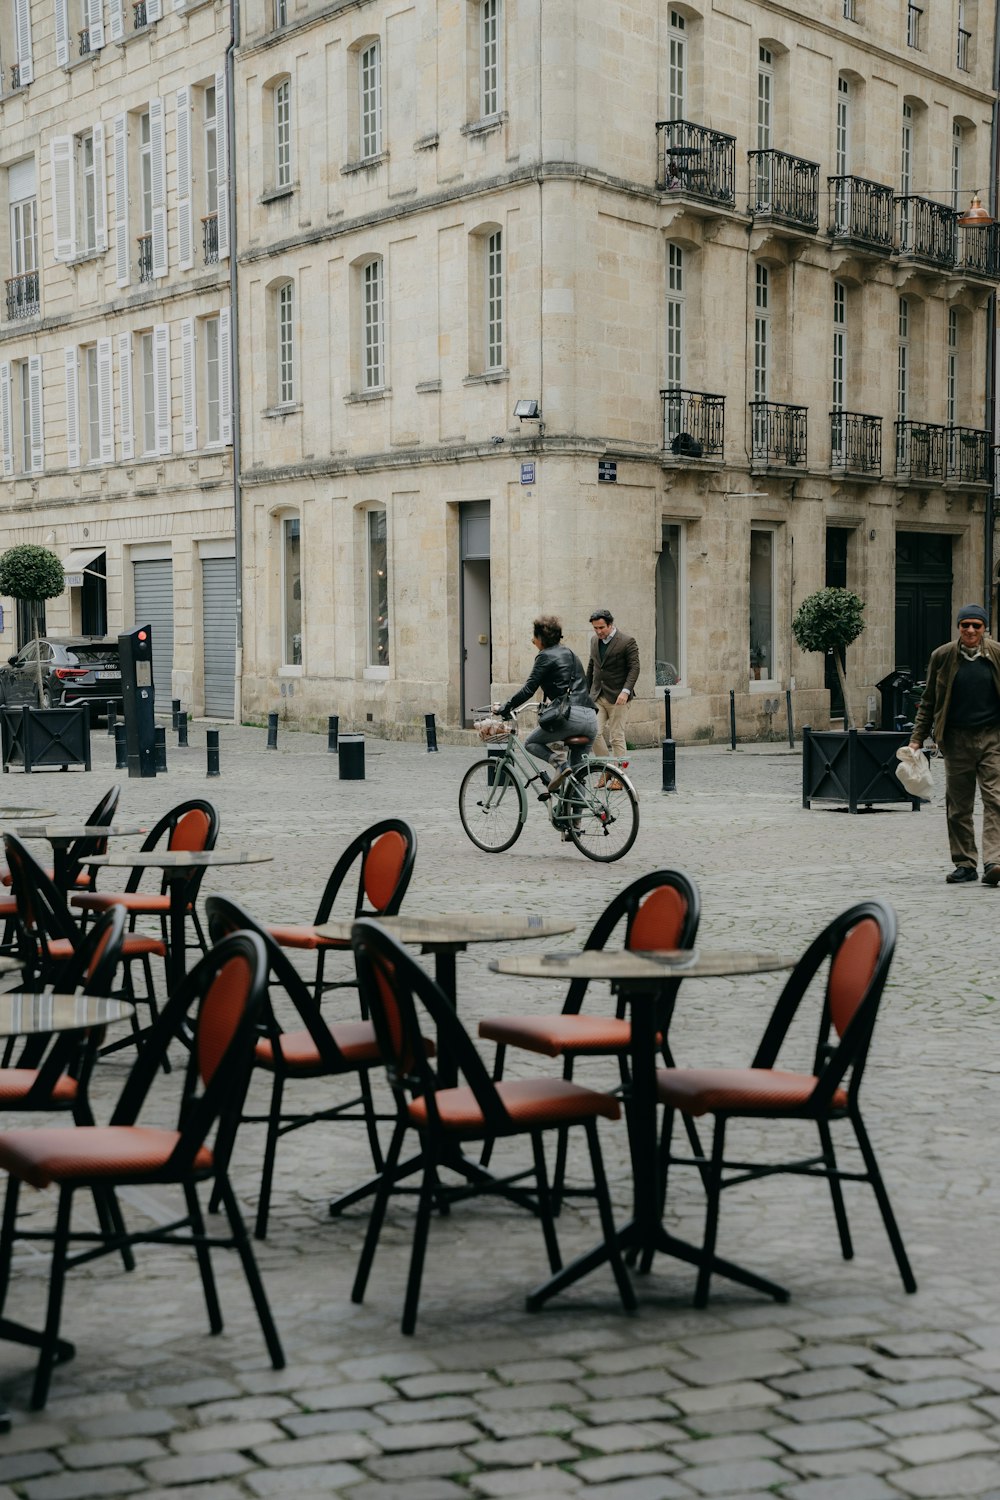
[0,725,997,1496]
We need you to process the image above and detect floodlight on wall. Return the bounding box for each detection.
[514,399,541,420]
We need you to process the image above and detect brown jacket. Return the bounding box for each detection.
[586,629,640,705]
[911,636,1000,745]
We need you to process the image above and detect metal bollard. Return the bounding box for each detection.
[107,707,117,738]
[663,687,673,742]
[786,688,795,749]
[425,713,439,752]
[338,733,365,780]
[661,687,677,794]
[171,698,181,730]
[154,726,168,772]
[266,712,279,749]
[114,723,128,770]
[327,715,339,752]
[177,713,189,747]
[206,728,220,777]
[729,689,737,751]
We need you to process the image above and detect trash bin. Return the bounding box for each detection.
[338,733,365,781]
[876,670,913,730]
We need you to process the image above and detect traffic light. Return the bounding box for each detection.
[118,624,156,778]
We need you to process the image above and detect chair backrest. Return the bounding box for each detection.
[125,798,220,895]
[68,784,122,883]
[58,903,128,997]
[751,899,897,1109]
[110,930,268,1172]
[3,833,83,981]
[314,819,417,924]
[352,918,515,1139]
[563,869,701,1017]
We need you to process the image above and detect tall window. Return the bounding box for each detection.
[655,522,683,685]
[907,2,922,48]
[756,47,773,205]
[958,0,970,68]
[367,508,389,667]
[665,243,684,389]
[363,258,384,390]
[832,283,846,413]
[947,308,958,427]
[667,10,685,120]
[274,78,291,189]
[17,360,31,473]
[360,40,382,159]
[900,103,912,196]
[204,314,220,444]
[754,264,769,403]
[84,344,99,462]
[8,161,38,318]
[749,529,774,680]
[277,281,294,404]
[274,0,286,25]
[897,297,909,422]
[952,121,963,209]
[481,0,500,117]
[141,330,155,454]
[835,78,850,176]
[139,108,153,242]
[281,516,301,666]
[485,230,503,370]
[79,130,97,252]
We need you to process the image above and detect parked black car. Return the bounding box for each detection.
[0,637,123,717]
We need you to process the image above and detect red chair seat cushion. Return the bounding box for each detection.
[0,1070,77,1104]
[0,899,16,917]
[4,871,91,890]
[0,1126,213,1190]
[73,893,190,916]
[656,1067,848,1116]
[255,1021,380,1072]
[46,935,166,961]
[479,1014,634,1057]
[266,924,341,951]
[408,1078,621,1138]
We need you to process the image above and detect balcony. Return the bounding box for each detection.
[137,233,153,283]
[78,27,91,54]
[947,426,990,483]
[749,401,807,468]
[828,177,894,255]
[656,120,736,212]
[5,271,39,321]
[895,420,947,482]
[894,196,956,270]
[957,27,971,70]
[748,150,820,232]
[830,412,882,477]
[202,213,219,265]
[957,223,1000,281]
[661,388,725,460]
[133,0,147,25]
[9,64,21,90]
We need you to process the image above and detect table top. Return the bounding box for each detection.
[88,850,273,869]
[0,992,133,1037]
[13,823,146,843]
[490,948,795,983]
[316,913,576,947]
[0,808,57,820]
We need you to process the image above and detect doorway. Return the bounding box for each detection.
[460,502,491,725]
[825,527,850,716]
[895,532,952,678]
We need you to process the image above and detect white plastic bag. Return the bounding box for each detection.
[895,745,934,800]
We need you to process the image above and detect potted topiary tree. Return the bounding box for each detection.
[793,586,920,814]
[0,545,91,772]
[0,544,65,704]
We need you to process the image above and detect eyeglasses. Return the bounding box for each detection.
[959,621,986,630]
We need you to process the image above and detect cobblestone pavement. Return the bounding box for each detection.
[0,721,998,1500]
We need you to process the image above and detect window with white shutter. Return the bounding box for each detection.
[219,305,232,445]
[180,317,196,451]
[0,363,12,476]
[108,0,123,42]
[28,353,43,473]
[215,69,229,259]
[113,114,129,286]
[91,122,107,253]
[176,87,193,270]
[97,336,113,462]
[153,322,171,454]
[150,99,167,278]
[55,0,70,67]
[87,0,105,50]
[13,0,33,85]
[146,0,163,19]
[118,331,134,461]
[51,138,76,262]
[64,346,80,468]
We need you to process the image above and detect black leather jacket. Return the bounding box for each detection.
[500,645,592,716]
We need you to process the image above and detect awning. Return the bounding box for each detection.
[62,546,105,586]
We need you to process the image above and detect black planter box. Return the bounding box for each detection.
[1,705,92,773]
[802,726,921,813]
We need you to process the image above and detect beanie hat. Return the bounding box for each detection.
[956,604,988,626]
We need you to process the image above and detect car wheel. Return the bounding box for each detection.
[41,688,56,710]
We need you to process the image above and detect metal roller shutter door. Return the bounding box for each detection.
[132,559,174,712]
[202,556,236,718]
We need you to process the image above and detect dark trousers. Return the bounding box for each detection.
[940,724,1000,868]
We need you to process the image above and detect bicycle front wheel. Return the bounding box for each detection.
[459,759,527,852]
[566,766,639,862]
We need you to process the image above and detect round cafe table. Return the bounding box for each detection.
[13,823,147,891]
[490,947,795,1311]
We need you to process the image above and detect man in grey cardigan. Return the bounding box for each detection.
[586,609,640,761]
[910,604,1000,884]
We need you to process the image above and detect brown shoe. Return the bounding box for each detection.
[984,864,1000,886]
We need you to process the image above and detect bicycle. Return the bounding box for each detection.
[458,705,639,863]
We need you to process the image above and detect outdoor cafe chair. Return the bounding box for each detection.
[479,869,701,1201]
[0,929,285,1410]
[1,784,121,894]
[350,918,635,1335]
[206,894,424,1240]
[265,818,416,1001]
[655,898,917,1307]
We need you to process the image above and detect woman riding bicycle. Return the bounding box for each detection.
[497,616,598,792]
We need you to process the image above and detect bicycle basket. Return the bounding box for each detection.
[474,714,513,742]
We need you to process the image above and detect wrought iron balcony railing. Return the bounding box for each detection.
[895,420,947,481]
[828,176,894,252]
[894,196,956,269]
[957,27,971,70]
[748,150,820,231]
[947,426,990,483]
[137,233,153,283]
[661,388,725,459]
[9,64,21,90]
[656,119,736,209]
[133,0,147,25]
[830,411,881,475]
[749,401,807,468]
[202,212,219,265]
[5,271,39,321]
[78,27,91,54]
[957,223,1000,280]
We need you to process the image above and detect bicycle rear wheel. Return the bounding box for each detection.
[459,759,527,852]
[565,766,639,862]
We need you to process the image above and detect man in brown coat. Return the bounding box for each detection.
[910,604,1000,884]
[585,609,640,761]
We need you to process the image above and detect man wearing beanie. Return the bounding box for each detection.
[910,605,1000,883]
